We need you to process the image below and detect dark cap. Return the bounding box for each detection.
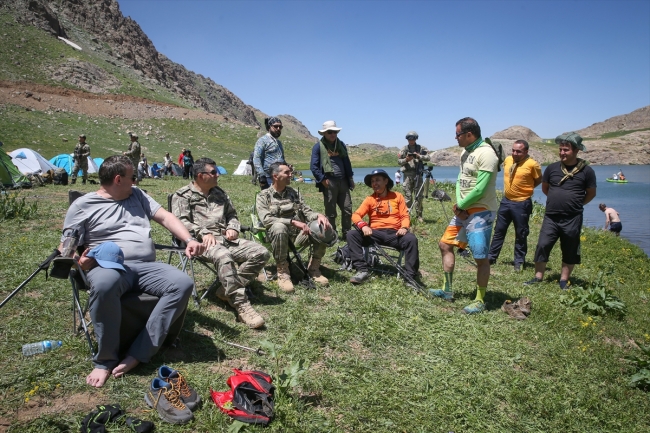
[79,134,86,138]
[364,169,394,190]
[555,132,585,151]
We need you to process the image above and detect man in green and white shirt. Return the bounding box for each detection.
[431,117,498,314]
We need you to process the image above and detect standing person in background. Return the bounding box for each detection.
[164,152,173,176]
[395,170,401,187]
[431,117,498,315]
[123,133,141,185]
[311,120,355,239]
[599,203,622,236]
[253,117,286,190]
[397,131,431,223]
[487,140,542,271]
[178,148,186,169]
[71,134,90,185]
[525,132,596,290]
[183,150,194,180]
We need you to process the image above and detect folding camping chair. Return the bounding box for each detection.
[249,192,312,285]
[166,194,221,306]
[364,245,405,276]
[55,190,187,357]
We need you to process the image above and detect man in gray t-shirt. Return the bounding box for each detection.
[60,155,204,388]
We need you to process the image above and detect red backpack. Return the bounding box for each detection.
[210,369,275,425]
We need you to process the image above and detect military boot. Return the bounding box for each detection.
[234,300,265,329]
[307,257,329,286]
[276,262,294,293]
[70,178,76,185]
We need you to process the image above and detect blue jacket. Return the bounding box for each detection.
[310,140,354,193]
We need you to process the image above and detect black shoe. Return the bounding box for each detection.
[559,280,569,290]
[514,264,522,272]
[524,277,542,285]
[350,271,370,284]
[489,258,496,265]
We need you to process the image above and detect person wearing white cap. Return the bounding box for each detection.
[397,131,431,222]
[310,120,355,238]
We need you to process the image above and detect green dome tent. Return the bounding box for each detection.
[1,144,31,189]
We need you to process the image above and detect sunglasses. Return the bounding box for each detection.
[200,170,218,176]
[455,131,468,138]
[325,130,339,135]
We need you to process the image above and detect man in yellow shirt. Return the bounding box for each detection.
[488,140,542,271]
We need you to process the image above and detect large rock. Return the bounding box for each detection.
[491,125,542,143]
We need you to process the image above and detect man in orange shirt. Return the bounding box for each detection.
[488,140,542,271]
[347,169,419,285]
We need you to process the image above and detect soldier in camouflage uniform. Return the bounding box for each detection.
[123,133,142,184]
[172,157,269,329]
[397,131,431,222]
[71,134,90,185]
[256,161,333,292]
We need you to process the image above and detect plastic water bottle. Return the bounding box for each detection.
[22,340,62,356]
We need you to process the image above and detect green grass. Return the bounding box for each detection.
[1,176,649,432]
[582,128,650,141]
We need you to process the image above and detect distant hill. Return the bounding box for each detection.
[431,106,650,166]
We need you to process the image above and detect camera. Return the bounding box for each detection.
[407,152,416,157]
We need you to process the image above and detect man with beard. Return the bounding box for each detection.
[526,132,596,290]
[253,117,286,190]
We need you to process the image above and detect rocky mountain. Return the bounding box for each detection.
[576,106,650,137]
[2,0,259,126]
[490,125,542,143]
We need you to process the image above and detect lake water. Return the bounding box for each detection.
[302,165,650,256]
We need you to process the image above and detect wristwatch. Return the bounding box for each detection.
[185,236,198,243]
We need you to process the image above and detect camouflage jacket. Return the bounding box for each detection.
[124,140,141,162]
[256,185,318,228]
[74,143,90,162]
[397,143,431,177]
[171,183,241,241]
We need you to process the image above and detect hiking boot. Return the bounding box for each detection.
[524,277,543,286]
[276,262,294,293]
[428,289,454,302]
[157,366,202,411]
[234,301,265,329]
[513,263,522,272]
[516,296,532,316]
[462,300,485,315]
[307,257,329,286]
[144,377,193,424]
[350,271,370,285]
[501,300,527,320]
[82,179,87,185]
[70,178,76,185]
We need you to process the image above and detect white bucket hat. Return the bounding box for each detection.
[318,120,342,136]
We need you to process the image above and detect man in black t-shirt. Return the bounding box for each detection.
[525,132,596,289]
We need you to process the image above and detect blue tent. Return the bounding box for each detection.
[49,154,99,176]
[217,166,227,175]
[49,154,74,175]
[93,157,104,169]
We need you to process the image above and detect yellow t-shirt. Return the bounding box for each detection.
[503,156,542,201]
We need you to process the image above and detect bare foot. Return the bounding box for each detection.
[86,368,111,388]
[112,355,140,378]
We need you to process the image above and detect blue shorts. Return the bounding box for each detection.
[440,209,495,259]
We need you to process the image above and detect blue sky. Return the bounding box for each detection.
[118,0,650,150]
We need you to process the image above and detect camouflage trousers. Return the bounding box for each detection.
[266,223,327,266]
[71,161,88,181]
[403,175,424,217]
[202,237,270,305]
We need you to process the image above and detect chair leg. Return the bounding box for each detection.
[70,276,96,357]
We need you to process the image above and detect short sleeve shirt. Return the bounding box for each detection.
[459,143,499,211]
[503,156,542,201]
[542,161,597,216]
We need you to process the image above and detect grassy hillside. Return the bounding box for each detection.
[0,11,191,107]
[1,177,649,432]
